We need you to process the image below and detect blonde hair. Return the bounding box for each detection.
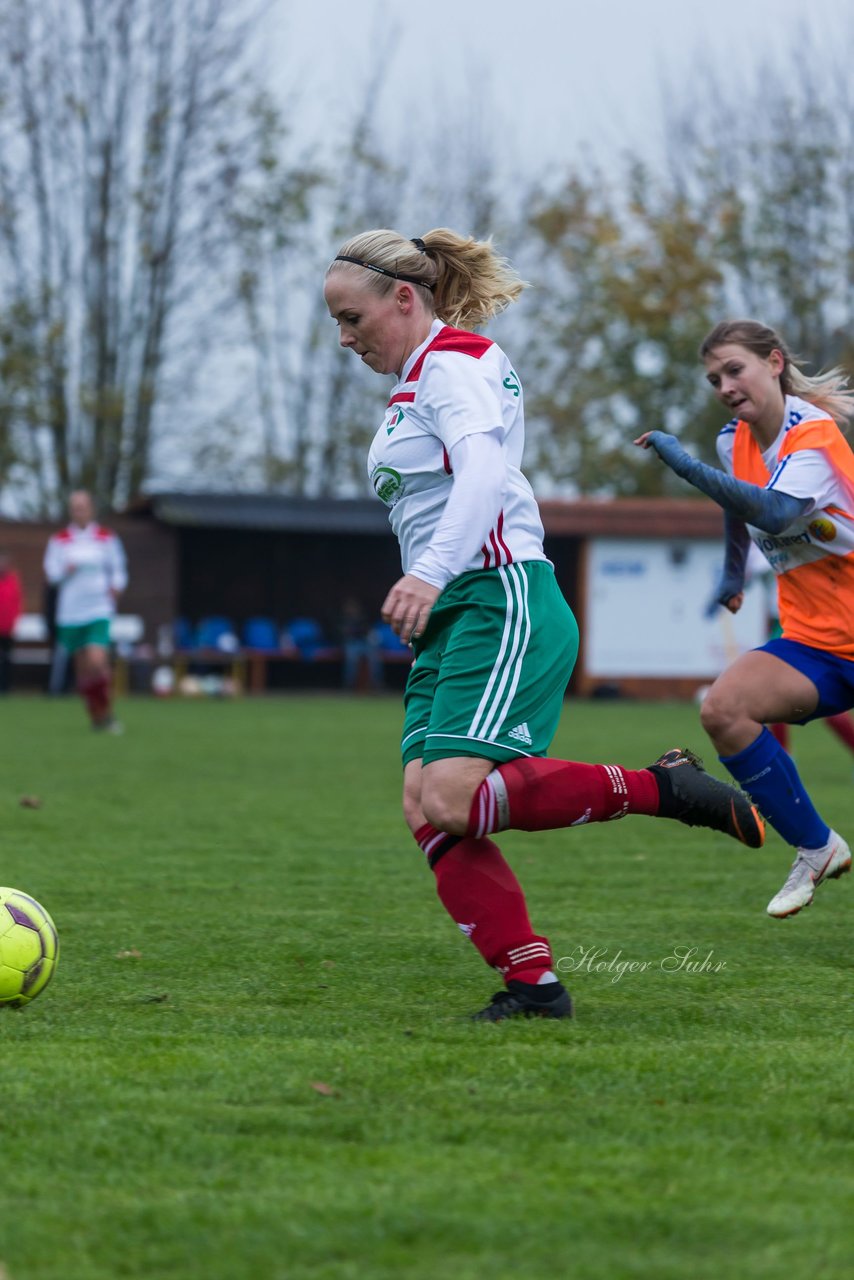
[700,320,854,427]
[326,227,527,330]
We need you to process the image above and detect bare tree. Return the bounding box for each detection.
[226,24,416,499]
[0,0,313,515]
[229,36,531,500]
[661,26,854,367]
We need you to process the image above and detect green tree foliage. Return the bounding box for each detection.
[523,42,854,496]
[521,166,723,496]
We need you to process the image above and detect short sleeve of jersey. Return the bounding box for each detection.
[767,448,836,511]
[716,425,736,473]
[416,351,504,451]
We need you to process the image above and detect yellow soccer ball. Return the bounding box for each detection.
[0,888,59,1008]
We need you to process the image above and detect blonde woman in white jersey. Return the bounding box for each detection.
[324,232,764,1022]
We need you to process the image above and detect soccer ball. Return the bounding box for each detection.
[0,888,59,1008]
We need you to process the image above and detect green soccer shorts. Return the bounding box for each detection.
[56,618,112,653]
[401,561,579,767]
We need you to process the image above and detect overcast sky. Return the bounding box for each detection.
[266,0,852,178]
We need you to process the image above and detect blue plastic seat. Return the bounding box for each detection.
[242,617,280,651]
[196,616,237,650]
[284,617,327,659]
[173,617,197,650]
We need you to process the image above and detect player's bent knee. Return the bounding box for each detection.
[699,687,737,739]
[419,787,471,837]
[419,757,493,835]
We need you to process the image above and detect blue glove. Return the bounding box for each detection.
[644,431,811,534]
[704,514,751,616]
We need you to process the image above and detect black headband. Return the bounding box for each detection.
[334,254,436,292]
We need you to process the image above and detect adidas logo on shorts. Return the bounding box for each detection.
[507,722,533,746]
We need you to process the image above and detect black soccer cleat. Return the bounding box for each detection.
[471,979,574,1023]
[649,747,765,849]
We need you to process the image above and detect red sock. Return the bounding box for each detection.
[825,712,854,754]
[414,824,553,984]
[770,722,790,752]
[79,674,112,724]
[468,756,660,837]
[78,678,100,721]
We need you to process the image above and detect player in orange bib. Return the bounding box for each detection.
[637,319,854,918]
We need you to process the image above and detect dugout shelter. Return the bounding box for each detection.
[0,493,765,696]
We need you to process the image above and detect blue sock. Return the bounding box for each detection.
[720,726,830,850]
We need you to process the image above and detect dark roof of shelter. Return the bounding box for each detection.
[146,492,392,534]
[140,491,724,539]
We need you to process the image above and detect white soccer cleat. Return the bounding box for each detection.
[93,716,125,735]
[766,832,852,918]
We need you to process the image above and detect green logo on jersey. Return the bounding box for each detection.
[371,464,405,507]
[503,372,520,398]
[387,406,405,434]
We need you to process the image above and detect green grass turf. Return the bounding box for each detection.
[0,693,852,1280]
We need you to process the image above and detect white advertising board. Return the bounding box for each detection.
[585,538,767,679]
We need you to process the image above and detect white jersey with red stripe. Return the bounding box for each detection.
[44,523,129,626]
[367,319,548,577]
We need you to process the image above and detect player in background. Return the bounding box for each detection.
[43,490,128,733]
[636,319,854,918]
[324,229,764,1023]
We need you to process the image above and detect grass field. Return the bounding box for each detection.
[1,692,852,1280]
